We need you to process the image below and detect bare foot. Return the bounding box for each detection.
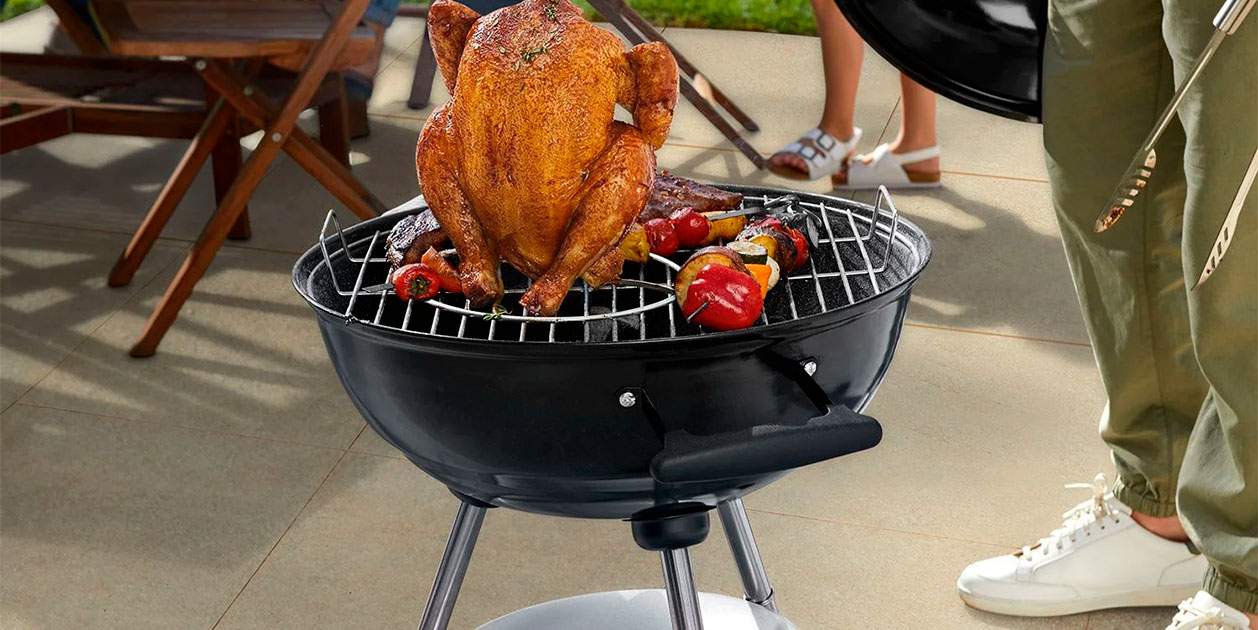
[767,151,810,176]
[1130,511,1191,543]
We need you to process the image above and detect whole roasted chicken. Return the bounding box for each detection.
[416,0,678,316]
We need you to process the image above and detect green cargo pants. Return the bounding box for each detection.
[1043,0,1258,613]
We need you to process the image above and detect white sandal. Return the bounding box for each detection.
[768,127,862,181]
[834,143,941,190]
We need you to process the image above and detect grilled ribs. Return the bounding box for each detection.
[639,171,743,221]
[385,210,448,269]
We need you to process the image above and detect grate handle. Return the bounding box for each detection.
[870,185,901,273]
[649,405,882,484]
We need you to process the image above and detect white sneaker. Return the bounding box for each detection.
[1166,591,1252,629]
[957,474,1207,616]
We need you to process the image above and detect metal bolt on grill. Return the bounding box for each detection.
[307,186,922,344]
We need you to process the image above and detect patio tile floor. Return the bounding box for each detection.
[2,8,1172,629]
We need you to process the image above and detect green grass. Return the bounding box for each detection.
[0,0,818,36]
[1,0,45,21]
[576,0,817,35]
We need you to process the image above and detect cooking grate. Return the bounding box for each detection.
[305,186,925,343]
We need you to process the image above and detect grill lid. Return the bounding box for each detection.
[833,0,1046,122]
[294,185,931,346]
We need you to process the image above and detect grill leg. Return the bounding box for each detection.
[660,548,704,630]
[417,501,486,630]
[717,498,778,612]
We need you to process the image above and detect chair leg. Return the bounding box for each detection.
[109,99,234,288]
[318,74,352,167]
[348,95,370,140]
[408,24,438,110]
[209,112,252,241]
[677,78,767,169]
[593,5,767,169]
[612,1,759,132]
[129,117,290,357]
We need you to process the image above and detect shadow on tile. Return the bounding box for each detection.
[21,247,364,448]
[1,114,425,255]
[0,222,183,409]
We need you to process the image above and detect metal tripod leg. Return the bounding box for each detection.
[717,498,778,612]
[661,548,704,630]
[417,501,487,630]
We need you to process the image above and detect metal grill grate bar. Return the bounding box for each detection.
[311,186,917,344]
[582,283,591,343]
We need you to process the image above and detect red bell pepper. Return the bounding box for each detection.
[392,263,441,301]
[680,264,764,330]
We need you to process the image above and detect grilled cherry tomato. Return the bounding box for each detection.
[392,263,441,301]
[786,227,809,269]
[643,217,679,256]
[669,208,711,248]
[681,264,764,331]
[420,247,463,293]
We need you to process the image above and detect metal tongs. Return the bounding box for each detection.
[1094,0,1256,286]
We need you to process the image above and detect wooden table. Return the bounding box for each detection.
[89,0,389,356]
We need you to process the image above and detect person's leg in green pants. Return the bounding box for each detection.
[1166,0,1258,614]
[957,0,1257,622]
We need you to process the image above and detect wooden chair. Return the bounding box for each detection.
[89,0,388,356]
[403,0,766,168]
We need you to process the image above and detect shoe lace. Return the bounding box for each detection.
[1167,597,1246,629]
[1018,473,1122,562]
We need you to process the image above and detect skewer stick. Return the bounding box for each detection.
[684,301,710,323]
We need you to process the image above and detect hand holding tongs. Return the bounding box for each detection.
[1094,0,1256,285]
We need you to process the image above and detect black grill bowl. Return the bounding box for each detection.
[294,186,931,518]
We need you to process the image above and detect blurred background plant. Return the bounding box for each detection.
[576,0,816,34]
[0,0,817,34]
[1,0,43,21]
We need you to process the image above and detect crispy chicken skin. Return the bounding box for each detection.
[416,0,678,315]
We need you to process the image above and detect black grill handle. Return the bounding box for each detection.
[649,404,882,484]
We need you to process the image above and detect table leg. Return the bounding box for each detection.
[201,62,385,219]
[129,111,290,357]
[109,98,234,287]
[318,72,352,167]
[408,23,439,110]
[207,91,252,241]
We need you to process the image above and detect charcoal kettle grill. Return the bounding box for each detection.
[293,185,931,628]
